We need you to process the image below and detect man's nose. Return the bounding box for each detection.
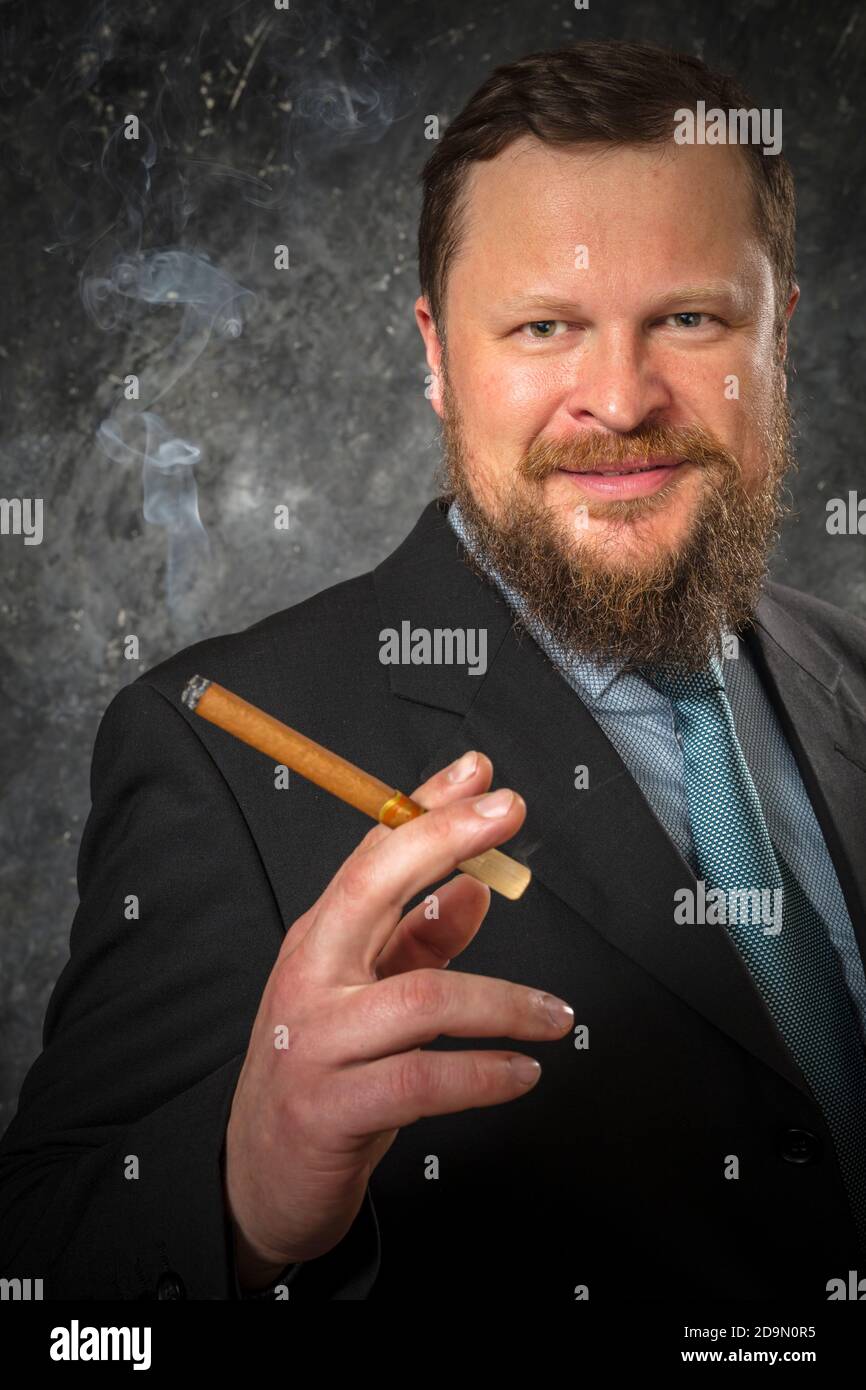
[563,326,673,433]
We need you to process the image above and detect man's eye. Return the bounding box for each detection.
[665,312,717,328]
[520,320,568,339]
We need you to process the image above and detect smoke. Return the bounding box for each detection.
[84,242,257,623]
[1,0,422,630]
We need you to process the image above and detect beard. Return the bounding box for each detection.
[433,365,796,673]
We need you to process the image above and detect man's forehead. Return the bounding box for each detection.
[454,135,760,276]
[464,132,753,205]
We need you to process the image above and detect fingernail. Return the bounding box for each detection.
[447,750,478,782]
[474,788,514,817]
[509,1056,542,1086]
[537,993,574,1029]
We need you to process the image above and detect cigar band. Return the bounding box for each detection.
[378,791,419,827]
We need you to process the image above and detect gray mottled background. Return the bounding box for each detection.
[1,0,864,1132]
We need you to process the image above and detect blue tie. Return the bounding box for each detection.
[645,659,866,1252]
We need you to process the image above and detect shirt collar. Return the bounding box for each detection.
[445,496,728,708]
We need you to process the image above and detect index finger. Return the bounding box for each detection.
[285,750,495,953]
[311,762,526,975]
[353,750,495,856]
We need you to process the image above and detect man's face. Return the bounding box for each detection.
[415,135,799,669]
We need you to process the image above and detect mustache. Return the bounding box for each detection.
[520,423,739,480]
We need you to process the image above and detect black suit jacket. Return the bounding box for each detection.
[2,497,866,1301]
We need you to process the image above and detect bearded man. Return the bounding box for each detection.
[2,39,865,1305]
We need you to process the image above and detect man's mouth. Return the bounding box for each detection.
[555,455,688,499]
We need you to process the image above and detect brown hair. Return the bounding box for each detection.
[418,39,795,342]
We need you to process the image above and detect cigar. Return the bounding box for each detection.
[180,675,531,901]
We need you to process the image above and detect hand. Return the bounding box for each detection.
[223,750,573,1286]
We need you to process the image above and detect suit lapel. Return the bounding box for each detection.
[749,590,866,958]
[373,498,866,1101]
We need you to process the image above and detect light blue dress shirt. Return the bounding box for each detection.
[446,497,866,1045]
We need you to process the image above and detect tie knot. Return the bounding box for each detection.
[642,662,722,702]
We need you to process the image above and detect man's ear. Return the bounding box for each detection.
[777,282,800,365]
[414,295,445,418]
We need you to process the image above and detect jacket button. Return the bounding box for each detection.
[156,1270,187,1300]
[780,1128,821,1164]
